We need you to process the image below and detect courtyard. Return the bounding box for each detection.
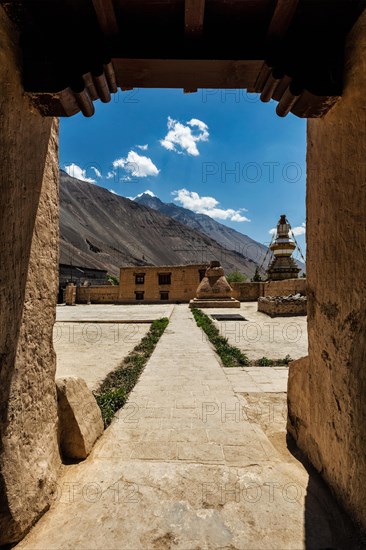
[2,1,366,545]
[16,304,358,549]
[54,303,307,393]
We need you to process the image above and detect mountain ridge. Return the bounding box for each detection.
[134,192,269,265]
[60,171,263,277]
[135,192,304,273]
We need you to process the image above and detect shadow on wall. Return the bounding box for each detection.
[286,435,363,549]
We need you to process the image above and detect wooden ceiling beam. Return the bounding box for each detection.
[267,0,299,41]
[112,58,263,89]
[185,0,205,37]
[92,0,119,37]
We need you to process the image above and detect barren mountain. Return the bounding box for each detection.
[135,193,305,273]
[134,193,270,268]
[60,171,263,277]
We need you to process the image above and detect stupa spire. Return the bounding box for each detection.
[267,214,300,281]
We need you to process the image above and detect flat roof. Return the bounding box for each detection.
[120,264,208,270]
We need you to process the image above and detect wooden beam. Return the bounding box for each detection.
[185,0,205,37]
[92,71,111,103]
[267,0,299,41]
[254,62,272,93]
[260,72,282,103]
[112,59,263,89]
[276,83,302,117]
[92,0,119,37]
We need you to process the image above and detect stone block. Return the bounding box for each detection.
[56,377,104,459]
[65,283,76,305]
[189,298,240,308]
[258,295,307,317]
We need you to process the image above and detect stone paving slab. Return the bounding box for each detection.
[225,365,289,393]
[17,305,357,550]
[54,322,150,390]
[54,304,175,391]
[202,302,308,360]
[56,303,174,322]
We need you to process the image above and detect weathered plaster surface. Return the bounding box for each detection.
[0,7,60,544]
[288,9,366,529]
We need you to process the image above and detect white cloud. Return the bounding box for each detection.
[188,118,208,133]
[112,151,160,178]
[160,117,209,156]
[136,144,148,151]
[291,223,306,236]
[64,163,96,183]
[106,171,116,179]
[269,228,276,236]
[172,188,250,222]
[91,166,102,178]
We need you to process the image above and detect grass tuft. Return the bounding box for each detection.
[191,308,249,368]
[256,354,292,367]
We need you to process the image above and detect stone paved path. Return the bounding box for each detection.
[17,306,357,549]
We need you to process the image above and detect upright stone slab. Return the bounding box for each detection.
[65,283,76,305]
[56,377,104,460]
[287,9,366,529]
[0,7,61,544]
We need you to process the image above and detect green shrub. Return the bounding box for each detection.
[258,356,273,366]
[256,354,293,367]
[95,387,126,425]
[226,270,247,283]
[106,274,119,285]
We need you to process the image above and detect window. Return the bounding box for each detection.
[135,291,144,300]
[135,273,145,284]
[158,273,171,285]
[199,269,206,281]
[160,291,169,300]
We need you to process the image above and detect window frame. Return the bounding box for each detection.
[158,272,171,285]
[135,273,145,285]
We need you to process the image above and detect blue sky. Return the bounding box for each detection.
[60,88,306,253]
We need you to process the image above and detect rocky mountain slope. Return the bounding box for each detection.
[60,171,263,277]
[135,193,270,268]
[135,193,305,273]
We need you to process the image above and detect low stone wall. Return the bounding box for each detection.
[258,295,307,317]
[74,278,306,305]
[230,279,306,302]
[231,282,263,301]
[76,285,119,304]
[263,278,306,297]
